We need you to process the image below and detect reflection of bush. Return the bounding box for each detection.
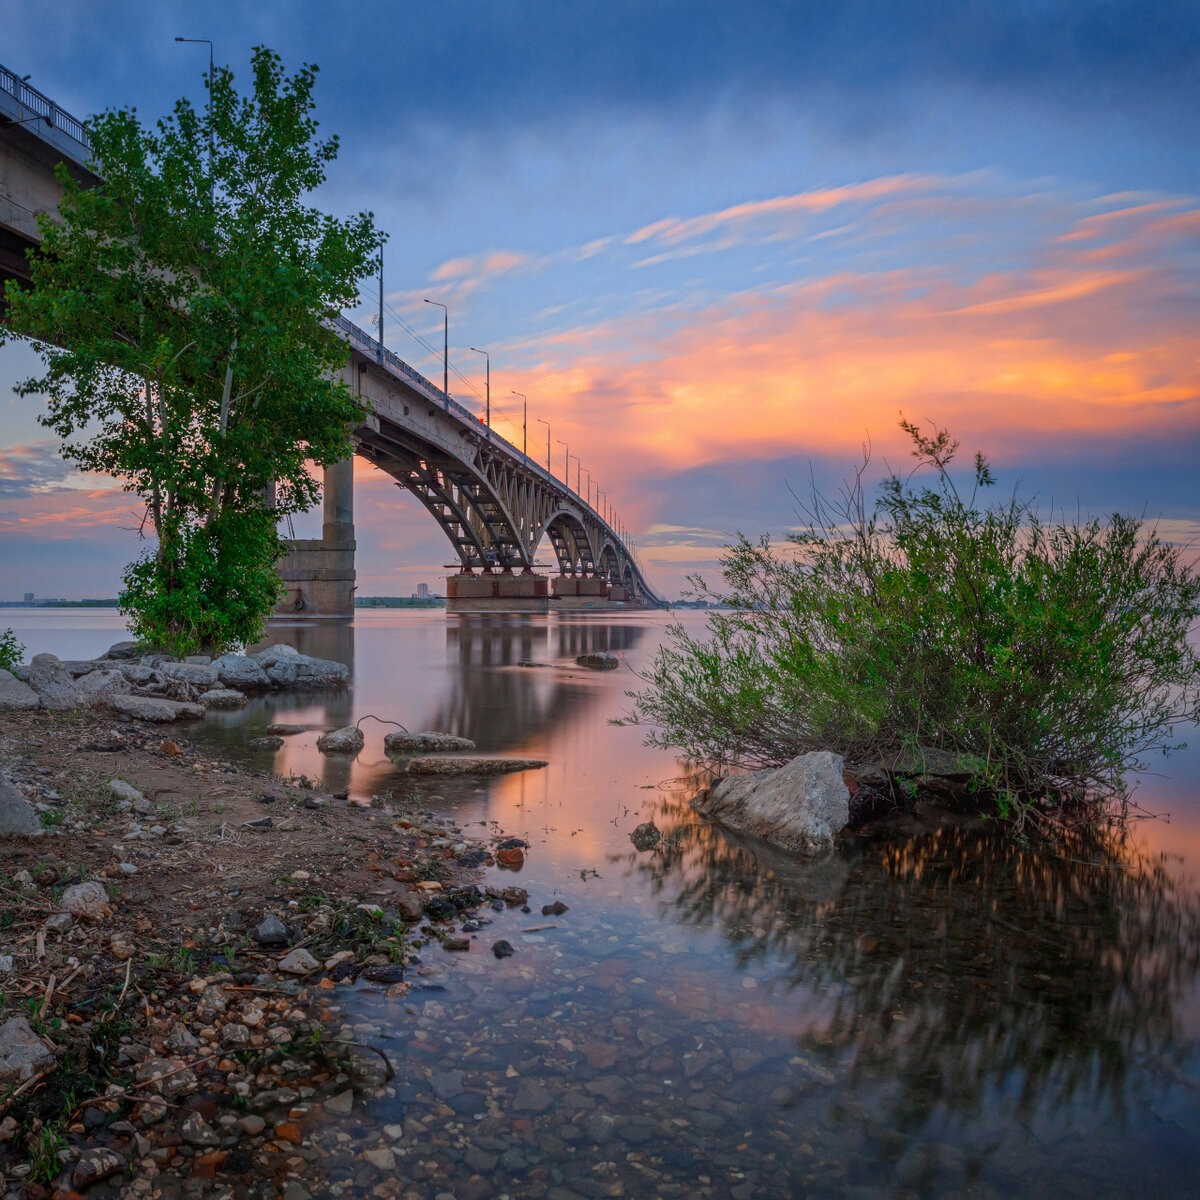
[635,797,1200,1133]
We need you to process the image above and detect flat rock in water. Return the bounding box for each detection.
[575,652,619,670]
[0,668,40,712]
[14,653,80,710]
[108,695,204,722]
[317,725,365,754]
[198,687,248,709]
[692,750,850,854]
[253,644,349,690]
[0,1016,54,1082]
[212,653,272,691]
[383,730,476,754]
[0,774,42,836]
[402,756,548,776]
[630,821,662,851]
[265,723,308,735]
[249,735,285,749]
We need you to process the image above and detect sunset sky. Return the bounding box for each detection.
[2,0,1197,599]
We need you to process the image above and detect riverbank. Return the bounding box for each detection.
[0,708,532,1200]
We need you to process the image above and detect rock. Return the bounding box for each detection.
[873,744,987,783]
[181,1112,220,1146]
[0,668,39,712]
[75,668,132,707]
[104,640,144,659]
[383,730,477,755]
[137,1057,196,1099]
[444,936,470,951]
[361,964,405,984]
[245,815,273,829]
[71,1146,126,1189]
[316,726,364,754]
[575,652,619,670]
[278,947,320,975]
[0,1016,54,1082]
[325,1089,354,1114]
[198,687,248,709]
[249,735,285,750]
[692,750,850,853]
[492,939,516,959]
[221,1023,251,1047]
[0,773,43,836]
[253,644,349,690]
[59,658,108,677]
[402,756,548,776]
[253,915,291,946]
[119,663,159,685]
[160,661,220,688]
[108,779,147,808]
[0,955,12,974]
[512,1077,553,1113]
[212,654,272,691]
[630,821,662,851]
[500,886,528,906]
[237,1114,266,1135]
[397,893,426,921]
[44,911,72,933]
[14,653,80,710]
[265,723,307,735]
[60,880,111,918]
[108,695,204,722]
[541,901,570,916]
[364,1147,396,1171]
[496,846,525,868]
[109,932,135,960]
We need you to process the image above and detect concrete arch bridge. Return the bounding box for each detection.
[0,64,661,615]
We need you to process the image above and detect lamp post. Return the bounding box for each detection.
[536,418,550,472]
[468,347,490,437]
[556,439,570,484]
[173,37,214,179]
[511,392,527,459]
[568,453,580,496]
[423,298,448,400]
[583,469,590,507]
[376,238,384,363]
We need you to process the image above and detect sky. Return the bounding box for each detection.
[1,0,1198,600]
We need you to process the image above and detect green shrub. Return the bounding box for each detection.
[630,422,1200,830]
[0,628,24,672]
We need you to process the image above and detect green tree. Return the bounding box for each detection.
[630,422,1200,831]
[2,47,380,654]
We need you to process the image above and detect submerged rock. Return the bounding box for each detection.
[383,730,476,754]
[402,756,548,776]
[630,821,662,851]
[252,644,349,690]
[693,750,850,853]
[575,652,619,670]
[249,735,285,750]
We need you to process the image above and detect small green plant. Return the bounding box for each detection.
[27,1122,65,1185]
[0,628,23,671]
[631,421,1200,834]
[39,809,65,828]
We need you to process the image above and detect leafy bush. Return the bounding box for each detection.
[0,628,24,672]
[630,422,1200,830]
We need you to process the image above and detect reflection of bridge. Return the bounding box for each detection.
[0,64,663,615]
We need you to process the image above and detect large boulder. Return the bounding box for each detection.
[0,668,39,712]
[198,688,248,710]
[316,725,364,754]
[692,750,850,854]
[108,695,204,722]
[75,669,133,708]
[14,653,80,710]
[160,661,219,688]
[383,731,476,755]
[212,654,271,692]
[0,1017,54,1082]
[60,659,109,677]
[0,774,43,836]
[253,644,349,690]
[103,640,144,660]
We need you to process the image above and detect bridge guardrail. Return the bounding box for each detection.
[0,63,91,151]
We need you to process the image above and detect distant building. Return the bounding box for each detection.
[415,582,430,599]
[23,593,33,604]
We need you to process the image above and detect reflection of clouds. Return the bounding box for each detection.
[635,797,1200,1141]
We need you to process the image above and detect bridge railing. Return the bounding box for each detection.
[0,63,91,151]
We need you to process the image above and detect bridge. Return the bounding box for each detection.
[0,62,663,614]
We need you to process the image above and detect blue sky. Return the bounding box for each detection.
[1,0,1197,598]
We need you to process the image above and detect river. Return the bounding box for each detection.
[6,607,1200,1198]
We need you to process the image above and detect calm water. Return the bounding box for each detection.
[8,608,1200,1198]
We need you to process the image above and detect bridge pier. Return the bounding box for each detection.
[275,457,356,617]
[445,572,550,613]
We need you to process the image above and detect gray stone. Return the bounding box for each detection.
[0,1016,54,1082]
[512,1077,553,1113]
[383,730,476,755]
[198,687,248,709]
[75,668,133,707]
[107,695,204,722]
[60,658,107,676]
[364,1147,395,1171]
[630,821,662,851]
[693,750,850,853]
[0,774,43,836]
[14,653,80,710]
[254,644,349,690]
[0,668,39,712]
[431,1069,464,1100]
[575,651,619,670]
[108,779,146,808]
[316,725,364,754]
[60,880,111,917]
[402,756,548,776]
[0,955,12,974]
[212,654,272,691]
[181,1112,220,1146]
[873,744,988,783]
[160,661,219,687]
[254,914,290,946]
[278,947,320,975]
[183,654,211,665]
[248,735,285,749]
[104,640,143,659]
[325,1088,354,1114]
[119,663,159,685]
[71,1146,126,1189]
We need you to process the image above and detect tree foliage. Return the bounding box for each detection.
[630,422,1200,829]
[2,47,380,653]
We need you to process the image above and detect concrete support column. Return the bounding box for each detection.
[322,456,354,545]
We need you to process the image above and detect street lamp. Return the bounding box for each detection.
[173,37,214,180]
[567,451,579,495]
[583,469,591,507]
[536,418,550,473]
[511,392,527,459]
[468,347,490,437]
[423,298,448,400]
[556,439,569,483]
